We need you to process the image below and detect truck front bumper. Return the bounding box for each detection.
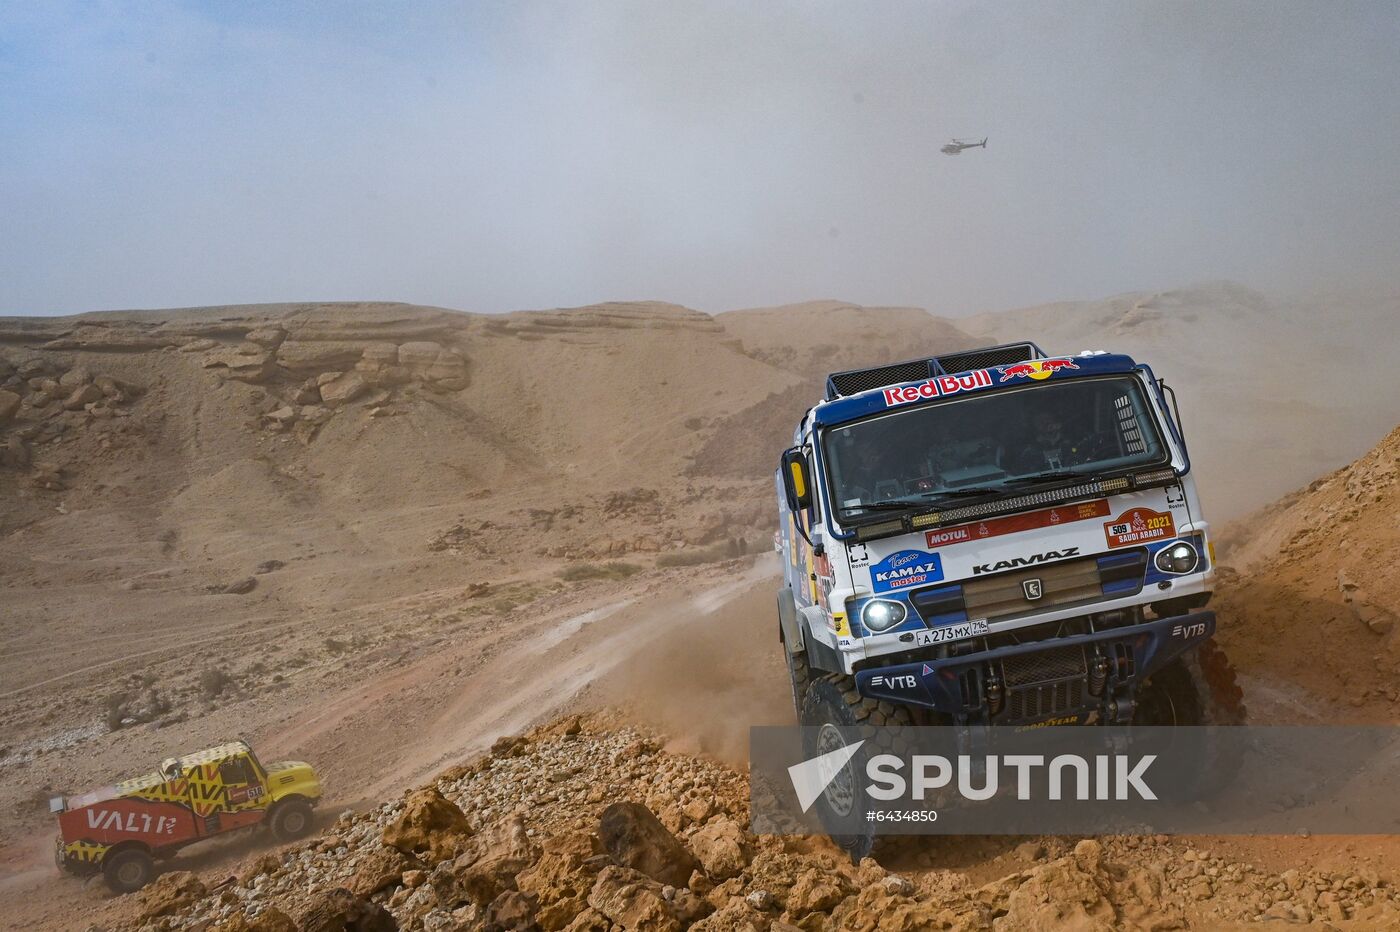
[854,610,1216,725]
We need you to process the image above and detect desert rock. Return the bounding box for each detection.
[382,786,474,864]
[598,801,700,887]
[0,389,19,424]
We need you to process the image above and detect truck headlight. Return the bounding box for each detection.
[860,599,907,632]
[1154,541,1199,575]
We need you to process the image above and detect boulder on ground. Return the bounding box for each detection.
[598,802,700,887]
[245,327,287,347]
[216,907,298,932]
[382,786,473,864]
[483,890,540,932]
[62,384,103,410]
[688,819,749,881]
[296,887,397,932]
[58,366,92,388]
[587,866,681,932]
[0,389,19,424]
[349,843,423,897]
[136,870,207,920]
[319,372,369,406]
[516,847,597,931]
[277,340,367,371]
[450,812,541,904]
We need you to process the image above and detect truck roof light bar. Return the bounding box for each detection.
[1131,468,1178,488]
[825,342,1046,400]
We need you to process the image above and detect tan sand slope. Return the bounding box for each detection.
[1215,423,1400,717]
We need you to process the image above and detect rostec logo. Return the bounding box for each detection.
[972,547,1079,575]
[870,674,918,690]
[881,370,993,408]
[997,358,1080,382]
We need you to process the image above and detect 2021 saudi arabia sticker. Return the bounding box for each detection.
[1103,507,1175,548]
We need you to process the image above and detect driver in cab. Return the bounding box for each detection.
[1010,411,1091,472]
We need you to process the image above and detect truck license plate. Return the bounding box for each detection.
[912,619,989,646]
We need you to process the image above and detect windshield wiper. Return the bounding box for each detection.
[1003,470,1100,486]
[841,500,920,513]
[919,486,1005,499]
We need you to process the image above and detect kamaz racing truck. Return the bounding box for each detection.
[775,343,1245,853]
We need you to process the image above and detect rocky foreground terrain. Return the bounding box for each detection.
[3,288,1400,930]
[117,714,1400,931]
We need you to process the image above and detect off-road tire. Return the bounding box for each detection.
[799,673,915,863]
[784,645,813,722]
[103,847,155,894]
[1136,637,1247,725]
[269,799,314,841]
[1134,638,1247,799]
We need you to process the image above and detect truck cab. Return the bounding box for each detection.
[53,741,322,893]
[776,343,1242,740]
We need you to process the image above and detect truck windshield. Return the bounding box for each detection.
[824,376,1169,518]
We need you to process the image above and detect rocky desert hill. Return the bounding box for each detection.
[91,421,1400,932]
[1215,424,1400,718]
[101,712,1400,932]
[2,286,1400,930]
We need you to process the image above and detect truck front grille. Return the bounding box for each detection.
[1000,645,1089,721]
[963,555,1101,620]
[942,551,1147,624]
[1001,644,1087,686]
[1006,681,1086,721]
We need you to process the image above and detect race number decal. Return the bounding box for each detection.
[1103,508,1175,548]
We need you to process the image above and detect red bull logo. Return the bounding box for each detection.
[881,369,993,407]
[998,358,1079,382]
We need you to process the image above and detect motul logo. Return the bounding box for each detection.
[972,547,1079,575]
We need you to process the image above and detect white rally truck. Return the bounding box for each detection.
[775,343,1245,855]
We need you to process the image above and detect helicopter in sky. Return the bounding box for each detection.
[941,137,987,155]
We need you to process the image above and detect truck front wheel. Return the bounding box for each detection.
[1134,638,1247,800]
[784,644,812,722]
[799,674,915,863]
[269,799,314,841]
[103,847,154,894]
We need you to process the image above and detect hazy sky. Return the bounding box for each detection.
[3,1,1398,317]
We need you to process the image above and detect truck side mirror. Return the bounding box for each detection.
[1157,378,1185,437]
[781,448,813,511]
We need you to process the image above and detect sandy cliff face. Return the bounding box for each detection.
[1216,424,1400,716]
